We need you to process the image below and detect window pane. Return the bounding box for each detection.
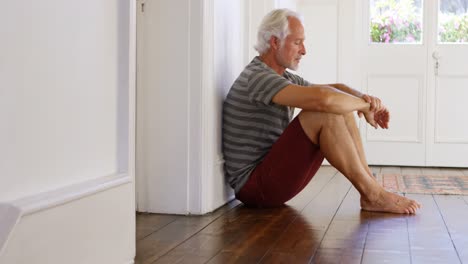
[370,0,423,44]
[439,0,468,43]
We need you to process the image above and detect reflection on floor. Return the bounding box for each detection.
[136,166,468,264]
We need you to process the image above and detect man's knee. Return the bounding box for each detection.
[298,110,345,139]
[299,110,345,126]
[299,110,353,145]
[344,111,354,119]
[299,110,343,122]
[343,111,360,131]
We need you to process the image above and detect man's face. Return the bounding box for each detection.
[276,17,306,71]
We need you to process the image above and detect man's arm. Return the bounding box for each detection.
[329,83,382,112]
[272,84,389,129]
[328,83,363,98]
[272,84,370,115]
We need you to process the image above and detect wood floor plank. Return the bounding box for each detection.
[155,206,298,264]
[151,233,231,264]
[136,216,219,264]
[362,209,412,264]
[434,195,468,263]
[155,167,338,264]
[136,214,179,241]
[135,200,241,264]
[286,166,338,210]
[258,172,352,263]
[211,213,304,263]
[205,207,303,264]
[406,194,460,264]
[312,248,363,264]
[311,188,370,264]
[361,220,411,264]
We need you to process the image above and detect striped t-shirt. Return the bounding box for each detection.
[222,56,311,193]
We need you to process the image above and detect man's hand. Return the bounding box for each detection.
[361,94,382,111]
[362,107,390,129]
[374,108,390,129]
[358,94,383,117]
[325,86,390,128]
[357,94,389,129]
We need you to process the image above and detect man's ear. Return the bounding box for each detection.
[269,36,280,50]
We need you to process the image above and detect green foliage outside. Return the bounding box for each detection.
[439,13,468,42]
[370,0,468,43]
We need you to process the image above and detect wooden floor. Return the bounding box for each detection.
[135,166,468,264]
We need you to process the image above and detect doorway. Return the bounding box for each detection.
[359,0,468,167]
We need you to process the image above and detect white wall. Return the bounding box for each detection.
[1,0,118,201]
[245,0,278,61]
[210,0,247,211]
[136,0,199,214]
[136,0,247,214]
[0,0,135,262]
[295,0,338,84]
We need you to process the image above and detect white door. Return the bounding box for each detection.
[361,0,428,166]
[426,0,468,167]
[360,0,468,167]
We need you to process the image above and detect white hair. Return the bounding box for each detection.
[254,8,304,55]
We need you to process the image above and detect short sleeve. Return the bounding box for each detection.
[283,70,313,86]
[247,70,291,105]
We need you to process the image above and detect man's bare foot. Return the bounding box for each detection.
[360,189,421,214]
[364,166,379,182]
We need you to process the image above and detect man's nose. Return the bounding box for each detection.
[301,44,306,55]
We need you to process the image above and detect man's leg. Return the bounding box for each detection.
[299,110,421,214]
[343,112,374,177]
[235,117,324,208]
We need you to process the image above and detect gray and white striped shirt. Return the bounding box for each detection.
[222,57,311,193]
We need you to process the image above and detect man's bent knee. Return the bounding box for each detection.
[344,111,358,124]
[298,110,345,144]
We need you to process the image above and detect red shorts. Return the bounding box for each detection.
[236,116,324,208]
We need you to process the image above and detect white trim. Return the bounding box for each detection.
[127,0,137,261]
[0,204,21,258]
[434,74,468,144]
[201,0,215,214]
[134,0,148,212]
[128,0,137,201]
[187,0,204,214]
[11,174,131,216]
[0,174,131,256]
[10,174,131,216]
[186,0,194,214]
[365,73,424,143]
[425,0,437,166]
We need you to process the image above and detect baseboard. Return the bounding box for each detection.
[0,173,131,259]
[0,203,21,258]
[200,159,235,214]
[11,173,130,216]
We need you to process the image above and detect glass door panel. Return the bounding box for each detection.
[370,0,424,43]
[438,0,468,43]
